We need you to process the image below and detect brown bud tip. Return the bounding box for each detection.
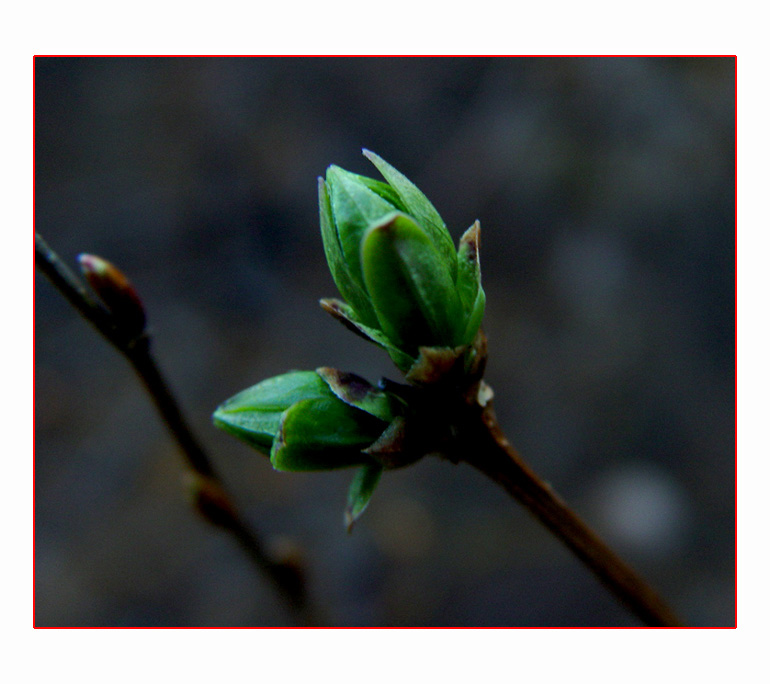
[404,345,466,386]
[78,253,147,336]
[319,298,378,344]
[344,508,357,534]
[184,473,239,530]
[363,416,421,469]
[317,367,373,403]
[459,220,481,262]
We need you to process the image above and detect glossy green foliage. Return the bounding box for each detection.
[319,150,485,371]
[361,213,462,353]
[215,151,489,528]
[213,370,391,473]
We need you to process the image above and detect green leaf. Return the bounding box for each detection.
[213,409,281,453]
[270,397,384,472]
[318,178,379,328]
[349,173,407,212]
[362,150,457,280]
[213,371,331,454]
[345,462,383,532]
[216,371,330,411]
[326,165,400,293]
[461,286,486,345]
[361,213,463,353]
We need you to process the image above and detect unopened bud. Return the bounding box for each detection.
[214,369,412,526]
[213,370,399,473]
[319,150,485,376]
[185,473,239,529]
[78,253,147,337]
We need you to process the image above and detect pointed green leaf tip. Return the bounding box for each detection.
[319,298,417,372]
[213,370,394,472]
[345,463,383,532]
[362,149,457,280]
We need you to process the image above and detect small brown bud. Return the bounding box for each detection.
[78,253,147,337]
[185,473,239,530]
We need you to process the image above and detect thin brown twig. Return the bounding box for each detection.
[456,395,684,627]
[35,233,313,624]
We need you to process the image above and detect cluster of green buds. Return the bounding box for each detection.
[214,368,415,528]
[214,151,487,528]
[319,150,485,377]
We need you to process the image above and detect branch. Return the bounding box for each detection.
[457,395,683,627]
[35,233,313,623]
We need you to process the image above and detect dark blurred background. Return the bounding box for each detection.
[34,57,735,627]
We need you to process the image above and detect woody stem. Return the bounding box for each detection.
[35,233,313,622]
[457,398,683,627]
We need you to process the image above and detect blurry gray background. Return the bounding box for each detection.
[35,57,734,627]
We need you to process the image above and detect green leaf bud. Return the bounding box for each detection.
[213,370,397,473]
[319,151,486,375]
[213,371,330,453]
[319,176,380,328]
[324,165,400,319]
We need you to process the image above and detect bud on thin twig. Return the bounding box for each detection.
[78,253,147,338]
[185,472,239,529]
